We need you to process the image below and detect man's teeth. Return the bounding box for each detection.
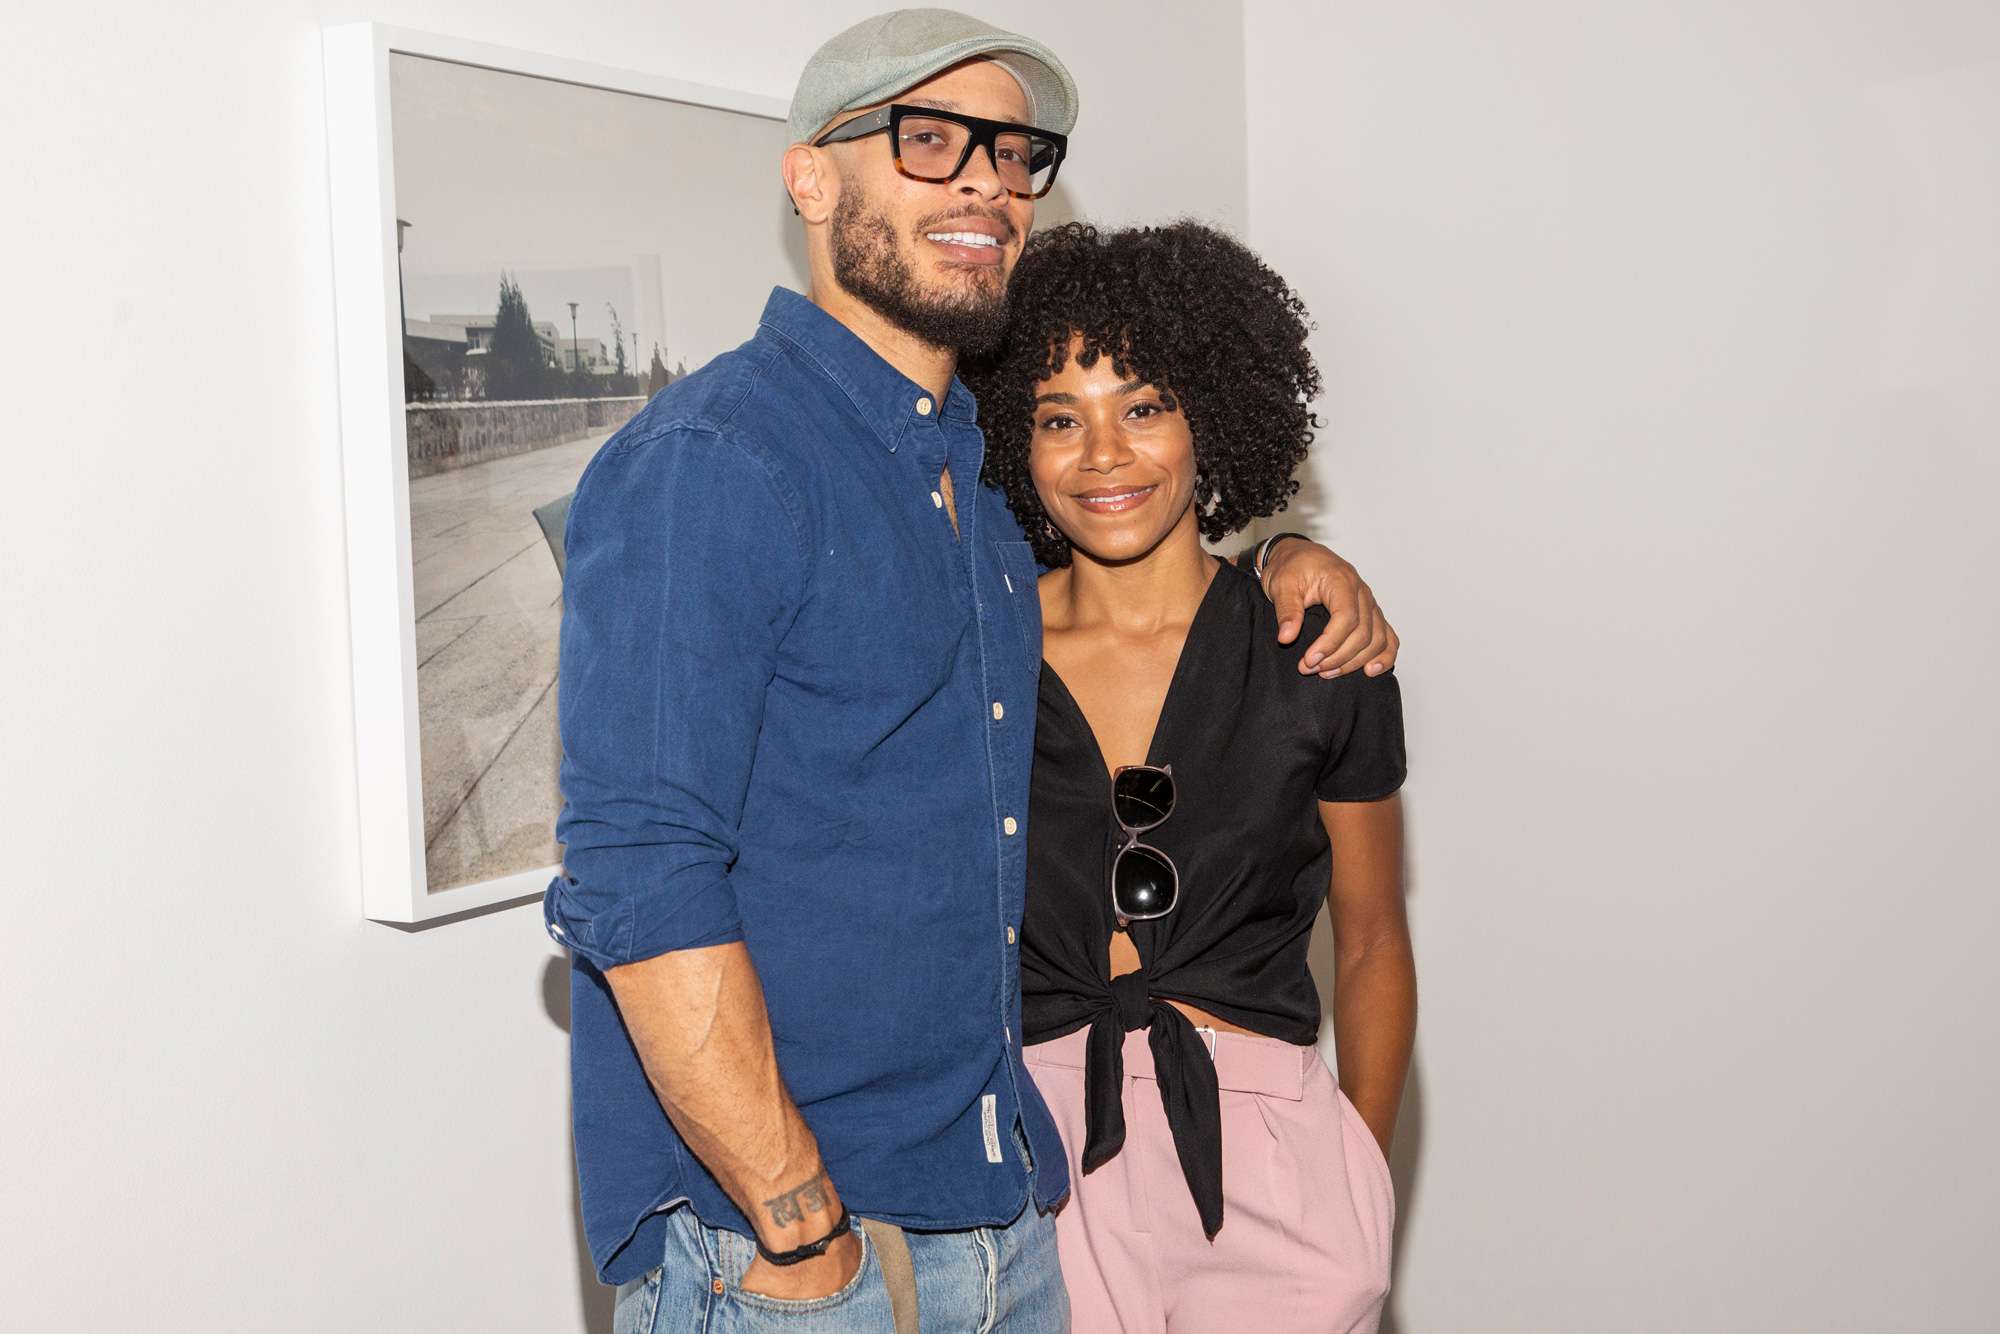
[927,231,999,247]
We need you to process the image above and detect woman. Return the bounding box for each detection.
[965,222,1415,1333]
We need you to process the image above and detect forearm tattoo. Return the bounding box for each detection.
[763,1168,834,1229]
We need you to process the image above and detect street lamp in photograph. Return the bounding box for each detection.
[394,219,412,340]
[567,301,580,375]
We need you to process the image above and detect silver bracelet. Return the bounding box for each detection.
[1252,531,1310,583]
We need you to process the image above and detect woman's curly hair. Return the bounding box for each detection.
[965,219,1321,569]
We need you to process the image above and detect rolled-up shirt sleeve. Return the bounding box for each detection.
[544,424,806,971]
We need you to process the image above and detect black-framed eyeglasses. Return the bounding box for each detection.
[1111,763,1177,927]
[813,103,1068,200]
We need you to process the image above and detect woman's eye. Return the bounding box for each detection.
[1037,414,1077,431]
[1128,402,1160,420]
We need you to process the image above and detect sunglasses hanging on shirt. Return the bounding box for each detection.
[1110,763,1178,927]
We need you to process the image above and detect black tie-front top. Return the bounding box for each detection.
[1020,560,1407,1237]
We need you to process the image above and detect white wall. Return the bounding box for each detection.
[0,3,1244,1329]
[18,3,1989,1328]
[1249,2,2000,1330]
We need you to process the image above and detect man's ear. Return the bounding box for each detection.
[783,144,836,224]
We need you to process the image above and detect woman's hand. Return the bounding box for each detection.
[1260,538,1400,678]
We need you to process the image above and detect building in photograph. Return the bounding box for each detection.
[427,313,563,361]
[417,313,565,398]
[557,336,615,375]
[402,317,469,399]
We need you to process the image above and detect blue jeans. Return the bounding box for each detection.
[613,1193,1069,1333]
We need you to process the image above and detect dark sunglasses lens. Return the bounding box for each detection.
[1114,844,1176,919]
[1113,767,1174,830]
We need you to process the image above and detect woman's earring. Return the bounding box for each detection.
[1041,516,1065,545]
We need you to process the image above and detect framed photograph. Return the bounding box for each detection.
[323,24,804,922]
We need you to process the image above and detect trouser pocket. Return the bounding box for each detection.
[707,1216,897,1329]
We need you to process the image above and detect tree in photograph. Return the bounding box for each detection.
[559,340,591,397]
[606,303,628,378]
[403,351,438,402]
[486,272,548,401]
[647,344,671,396]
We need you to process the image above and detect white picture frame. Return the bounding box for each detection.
[322,24,793,923]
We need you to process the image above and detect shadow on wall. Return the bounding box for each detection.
[543,955,616,1334]
[776,178,810,290]
[1285,451,1335,544]
[1377,1056,1426,1334]
[1306,793,1424,1333]
[1032,178,1084,233]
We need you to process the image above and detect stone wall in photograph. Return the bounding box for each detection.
[404,396,646,477]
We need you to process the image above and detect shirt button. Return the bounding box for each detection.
[549,923,565,939]
[1007,926,1016,944]
[932,491,944,509]
[916,396,933,416]
[1003,817,1018,836]
[991,701,1004,721]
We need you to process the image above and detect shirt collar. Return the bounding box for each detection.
[756,287,979,453]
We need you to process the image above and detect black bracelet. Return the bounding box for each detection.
[1253,531,1311,583]
[755,1206,853,1267]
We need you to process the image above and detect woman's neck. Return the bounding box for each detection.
[1054,514,1217,637]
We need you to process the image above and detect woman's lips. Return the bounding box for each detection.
[1070,484,1158,515]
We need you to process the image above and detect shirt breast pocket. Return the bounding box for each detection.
[991,539,1042,666]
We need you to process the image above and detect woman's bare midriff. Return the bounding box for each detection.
[1107,931,1257,1036]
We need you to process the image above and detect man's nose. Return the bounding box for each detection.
[953,141,1008,202]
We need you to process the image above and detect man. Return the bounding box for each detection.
[545,10,1398,1331]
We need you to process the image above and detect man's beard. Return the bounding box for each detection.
[831,186,1011,357]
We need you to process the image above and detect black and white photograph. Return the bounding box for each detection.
[386,53,802,895]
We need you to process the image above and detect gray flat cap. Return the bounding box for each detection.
[787,7,1079,144]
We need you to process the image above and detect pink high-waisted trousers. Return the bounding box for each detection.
[1024,1025,1394,1334]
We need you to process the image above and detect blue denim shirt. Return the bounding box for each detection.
[545,288,1068,1284]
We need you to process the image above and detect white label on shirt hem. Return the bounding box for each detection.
[981,1093,1002,1164]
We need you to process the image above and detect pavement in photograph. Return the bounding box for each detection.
[410,432,605,893]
